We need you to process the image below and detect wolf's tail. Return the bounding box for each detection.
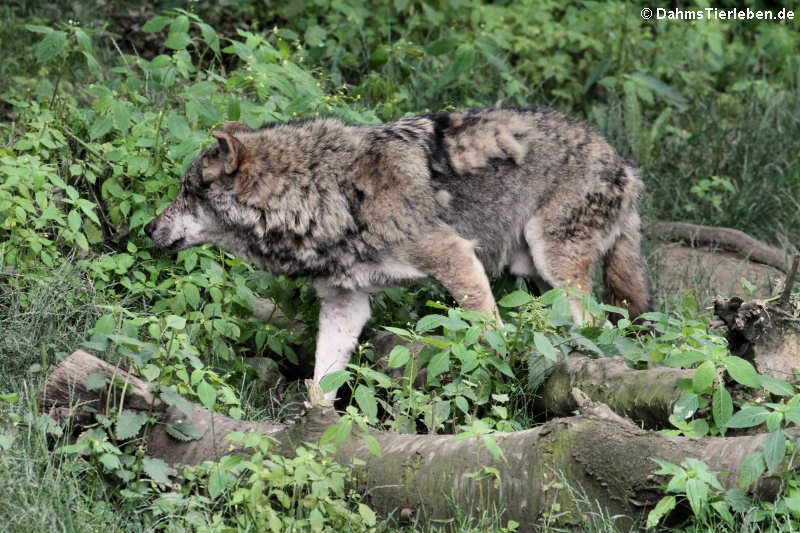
[602,211,651,321]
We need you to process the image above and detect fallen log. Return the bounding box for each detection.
[653,221,790,273]
[42,350,795,530]
[537,356,691,428]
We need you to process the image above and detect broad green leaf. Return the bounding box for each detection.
[141,16,172,32]
[93,313,116,335]
[111,101,130,133]
[763,430,786,473]
[165,314,186,330]
[481,434,504,461]
[115,410,148,440]
[98,452,121,471]
[685,478,707,518]
[646,496,677,528]
[35,30,67,63]
[498,290,533,308]
[160,387,193,417]
[426,350,451,383]
[692,360,715,393]
[761,376,794,397]
[387,345,410,368]
[165,15,191,50]
[319,370,350,393]
[766,410,783,432]
[85,373,107,391]
[451,43,476,77]
[425,37,459,56]
[712,385,733,433]
[533,332,557,361]
[416,314,445,333]
[89,116,113,140]
[208,469,226,499]
[726,406,769,429]
[358,503,377,526]
[354,385,378,423]
[362,434,382,458]
[142,457,176,485]
[0,393,19,403]
[68,209,81,234]
[723,356,761,389]
[197,380,217,409]
[165,419,202,441]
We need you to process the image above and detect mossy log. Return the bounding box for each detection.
[42,350,796,530]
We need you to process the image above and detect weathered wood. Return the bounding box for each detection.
[42,350,798,531]
[653,221,790,273]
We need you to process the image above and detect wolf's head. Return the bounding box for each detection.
[144,122,257,252]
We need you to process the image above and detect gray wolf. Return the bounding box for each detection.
[144,108,650,398]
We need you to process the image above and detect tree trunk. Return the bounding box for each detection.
[42,350,793,530]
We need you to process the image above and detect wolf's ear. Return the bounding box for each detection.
[221,121,254,135]
[211,131,247,175]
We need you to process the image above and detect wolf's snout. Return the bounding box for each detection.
[143,219,155,239]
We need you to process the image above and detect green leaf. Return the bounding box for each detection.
[68,210,81,234]
[726,406,769,429]
[646,496,677,528]
[426,350,450,384]
[111,101,130,133]
[498,290,533,308]
[685,478,708,518]
[164,419,202,441]
[166,113,191,140]
[142,457,176,485]
[141,16,172,32]
[354,385,378,423]
[481,434,504,461]
[208,468,227,499]
[115,410,148,440]
[692,360,715,393]
[160,387,193,417]
[766,410,783,432]
[165,314,186,330]
[89,116,113,140]
[451,43,476,77]
[98,452,121,471]
[761,376,794,397]
[387,345,410,368]
[362,434,382,458]
[319,370,350,393]
[165,15,191,50]
[723,356,762,389]
[425,37,459,56]
[35,30,67,63]
[85,373,107,391]
[712,385,733,433]
[763,429,786,474]
[0,393,19,403]
[533,332,558,362]
[197,380,217,409]
[358,503,377,526]
[416,314,445,333]
[93,314,116,335]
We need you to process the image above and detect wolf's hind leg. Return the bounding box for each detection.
[524,217,599,325]
[312,286,371,401]
[406,230,498,319]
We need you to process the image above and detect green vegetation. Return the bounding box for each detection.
[1,0,799,530]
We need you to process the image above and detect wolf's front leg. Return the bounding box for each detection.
[312,285,372,402]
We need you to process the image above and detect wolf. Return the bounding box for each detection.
[145,108,650,398]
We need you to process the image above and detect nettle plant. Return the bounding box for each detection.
[641,296,800,528]
[320,288,640,445]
